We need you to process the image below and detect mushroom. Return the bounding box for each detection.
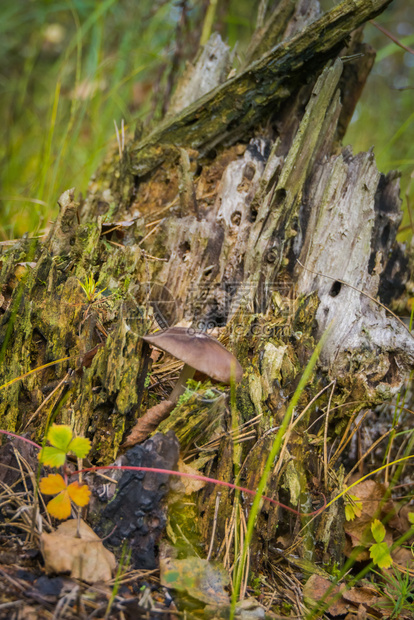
[142,326,243,403]
[122,327,243,448]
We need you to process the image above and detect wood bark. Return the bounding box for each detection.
[0,0,411,568]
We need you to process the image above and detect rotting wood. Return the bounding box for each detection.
[125,0,393,179]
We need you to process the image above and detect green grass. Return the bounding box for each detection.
[344,8,414,242]
[0,0,185,237]
[0,0,259,239]
[3,2,411,241]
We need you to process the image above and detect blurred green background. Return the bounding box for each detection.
[0,0,413,239]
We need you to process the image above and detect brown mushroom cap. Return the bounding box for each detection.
[142,326,243,384]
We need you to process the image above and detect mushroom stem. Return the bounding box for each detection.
[169,364,195,403]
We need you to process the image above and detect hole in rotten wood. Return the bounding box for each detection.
[178,241,191,260]
[329,281,342,297]
[231,211,241,226]
[381,223,391,248]
[274,188,287,204]
[243,162,256,181]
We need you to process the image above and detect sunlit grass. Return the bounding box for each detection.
[0,0,181,238]
[2,3,411,241]
[345,12,414,243]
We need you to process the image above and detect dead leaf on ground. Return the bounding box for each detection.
[122,400,174,448]
[344,480,394,560]
[303,574,348,616]
[160,556,229,606]
[170,458,207,496]
[342,584,379,607]
[343,608,366,620]
[391,504,414,539]
[40,519,116,583]
[390,546,414,572]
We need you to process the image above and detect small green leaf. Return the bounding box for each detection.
[69,437,91,458]
[408,513,414,525]
[371,519,386,544]
[47,425,73,451]
[345,504,355,521]
[370,542,393,568]
[39,446,67,468]
[344,494,362,521]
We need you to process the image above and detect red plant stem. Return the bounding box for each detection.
[0,429,41,449]
[73,465,326,517]
[0,429,326,517]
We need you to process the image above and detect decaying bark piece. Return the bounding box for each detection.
[124,0,393,179]
[168,33,232,116]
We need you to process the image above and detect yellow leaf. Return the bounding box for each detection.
[68,481,91,507]
[39,473,66,495]
[38,446,66,467]
[47,491,72,520]
[47,424,73,451]
[69,437,91,459]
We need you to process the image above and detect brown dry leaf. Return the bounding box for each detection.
[78,343,104,370]
[344,607,367,620]
[390,546,414,572]
[122,400,174,448]
[348,480,394,519]
[40,519,116,583]
[344,480,394,558]
[391,504,414,538]
[175,458,207,495]
[19,606,40,620]
[303,575,349,616]
[342,584,379,607]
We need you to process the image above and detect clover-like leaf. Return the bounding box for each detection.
[39,424,91,466]
[39,473,91,520]
[371,519,386,544]
[39,473,66,495]
[67,481,91,507]
[47,425,73,451]
[370,542,393,569]
[39,446,67,468]
[46,491,72,520]
[69,437,91,459]
[408,512,414,525]
[39,425,73,466]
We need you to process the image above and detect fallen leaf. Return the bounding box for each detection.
[122,400,174,447]
[78,343,104,369]
[303,574,349,616]
[390,546,414,572]
[160,556,230,606]
[41,519,116,583]
[176,458,207,495]
[344,480,394,559]
[342,584,379,607]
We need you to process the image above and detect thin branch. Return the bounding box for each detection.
[370,20,414,55]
